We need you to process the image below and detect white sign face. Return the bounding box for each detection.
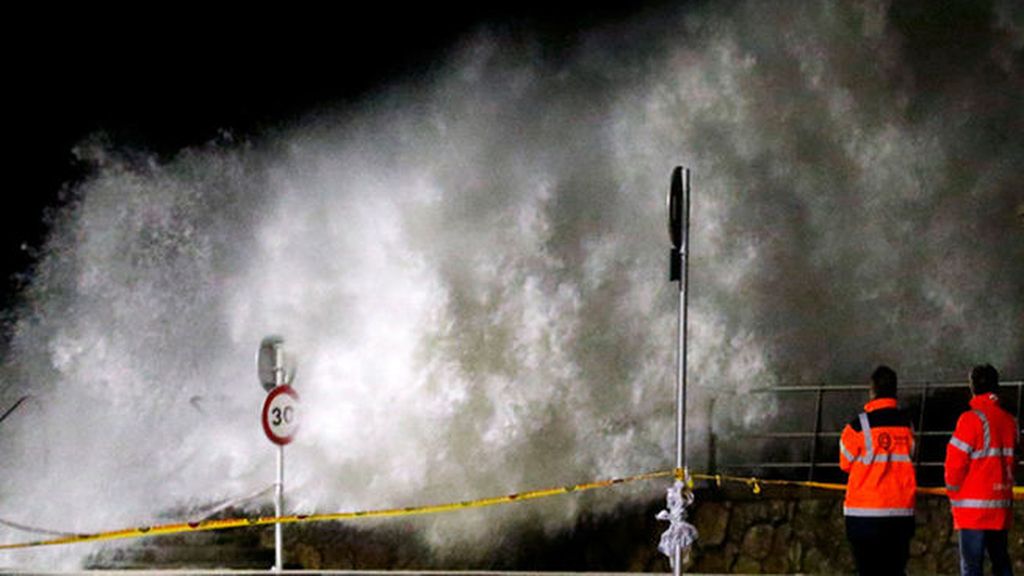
[262,385,299,445]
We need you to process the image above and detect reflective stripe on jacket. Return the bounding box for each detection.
[839,398,916,517]
[945,393,1017,530]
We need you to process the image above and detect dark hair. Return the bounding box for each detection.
[970,364,1000,395]
[871,365,898,399]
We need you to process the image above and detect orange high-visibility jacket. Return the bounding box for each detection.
[839,397,917,517]
[945,393,1017,530]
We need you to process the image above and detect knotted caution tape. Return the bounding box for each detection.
[655,468,698,568]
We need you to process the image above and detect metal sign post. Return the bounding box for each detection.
[668,166,691,575]
[668,167,690,475]
[258,336,298,573]
[274,363,284,575]
[275,454,283,569]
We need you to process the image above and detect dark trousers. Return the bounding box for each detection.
[959,529,1013,576]
[846,515,915,576]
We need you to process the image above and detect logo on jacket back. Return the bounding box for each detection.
[878,432,892,451]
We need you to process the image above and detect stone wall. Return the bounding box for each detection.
[91,486,1024,574]
[281,487,1021,574]
[684,485,1024,574]
[686,487,949,574]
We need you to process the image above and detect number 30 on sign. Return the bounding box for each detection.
[262,385,299,445]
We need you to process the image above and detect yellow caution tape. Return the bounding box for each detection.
[3,469,1022,551]
[0,470,674,551]
[690,472,1024,500]
[690,472,845,493]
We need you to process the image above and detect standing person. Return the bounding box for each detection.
[945,364,1016,576]
[839,365,917,576]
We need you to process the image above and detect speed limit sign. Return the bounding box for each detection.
[262,385,299,445]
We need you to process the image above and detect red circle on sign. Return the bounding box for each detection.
[262,385,299,445]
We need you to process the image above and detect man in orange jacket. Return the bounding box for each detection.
[839,365,917,575]
[945,364,1016,576]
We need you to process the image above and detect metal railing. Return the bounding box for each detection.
[715,379,1024,486]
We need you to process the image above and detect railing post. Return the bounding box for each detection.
[915,381,928,472]
[1015,383,1021,430]
[1016,383,1022,473]
[808,386,823,482]
[707,396,718,476]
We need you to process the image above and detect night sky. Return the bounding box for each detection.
[2,2,670,317]
[3,0,1020,343]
